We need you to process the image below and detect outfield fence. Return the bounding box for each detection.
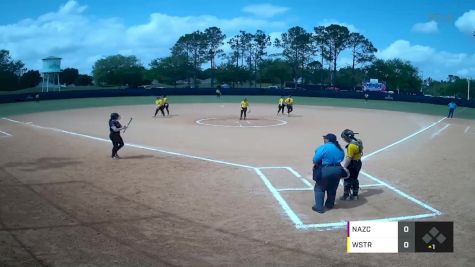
[1,88,474,108]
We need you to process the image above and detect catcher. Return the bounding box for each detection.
[340,129,363,200]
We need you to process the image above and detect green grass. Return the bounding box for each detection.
[0,95,474,119]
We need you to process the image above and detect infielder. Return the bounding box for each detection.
[240,97,249,120]
[163,95,170,116]
[154,96,165,117]
[277,96,285,115]
[285,96,294,114]
[340,129,363,200]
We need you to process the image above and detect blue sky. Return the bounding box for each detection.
[0,0,474,80]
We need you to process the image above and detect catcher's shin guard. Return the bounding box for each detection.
[351,179,359,197]
[340,180,351,200]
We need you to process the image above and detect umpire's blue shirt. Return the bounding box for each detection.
[448,102,457,109]
[313,143,344,165]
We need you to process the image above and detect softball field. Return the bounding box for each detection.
[0,101,474,266]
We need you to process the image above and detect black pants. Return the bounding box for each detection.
[154,106,165,116]
[277,104,285,114]
[109,132,124,157]
[343,160,362,197]
[240,108,247,119]
[287,105,293,113]
[448,108,454,118]
[164,104,169,115]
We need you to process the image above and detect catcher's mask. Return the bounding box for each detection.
[341,129,357,142]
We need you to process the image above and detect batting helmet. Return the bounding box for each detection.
[110,113,120,120]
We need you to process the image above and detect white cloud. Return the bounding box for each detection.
[455,10,475,35]
[0,0,287,74]
[242,4,289,18]
[318,19,359,32]
[411,20,438,33]
[378,40,475,79]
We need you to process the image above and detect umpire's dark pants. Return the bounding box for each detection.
[313,165,342,212]
[448,108,455,118]
[110,132,124,157]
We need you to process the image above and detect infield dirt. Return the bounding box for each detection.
[0,103,474,266]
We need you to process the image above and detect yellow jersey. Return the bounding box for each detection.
[163,97,168,104]
[155,99,163,106]
[285,98,294,105]
[347,143,362,160]
[241,100,249,108]
[279,98,284,105]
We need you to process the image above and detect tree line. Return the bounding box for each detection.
[0,24,472,99]
[90,24,429,95]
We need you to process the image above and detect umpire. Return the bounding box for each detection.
[109,113,127,159]
[312,133,345,213]
[340,129,363,200]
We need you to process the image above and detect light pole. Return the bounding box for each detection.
[420,71,424,94]
[468,77,471,101]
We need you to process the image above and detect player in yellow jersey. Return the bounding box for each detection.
[340,129,364,200]
[240,97,249,120]
[153,96,165,117]
[277,96,285,115]
[285,96,294,115]
[163,95,170,116]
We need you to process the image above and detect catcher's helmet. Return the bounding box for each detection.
[341,129,357,142]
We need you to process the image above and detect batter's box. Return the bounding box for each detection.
[0,130,12,138]
[280,186,430,226]
[254,167,441,230]
[257,167,312,189]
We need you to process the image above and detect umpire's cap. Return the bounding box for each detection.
[322,133,337,142]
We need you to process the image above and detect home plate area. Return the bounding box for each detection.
[255,167,441,230]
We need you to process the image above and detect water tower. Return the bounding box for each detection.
[41,56,62,92]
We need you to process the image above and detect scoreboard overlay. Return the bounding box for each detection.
[347,221,454,253]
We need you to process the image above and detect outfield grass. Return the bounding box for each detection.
[0,95,473,119]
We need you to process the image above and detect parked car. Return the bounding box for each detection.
[325,86,339,91]
[267,85,279,89]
